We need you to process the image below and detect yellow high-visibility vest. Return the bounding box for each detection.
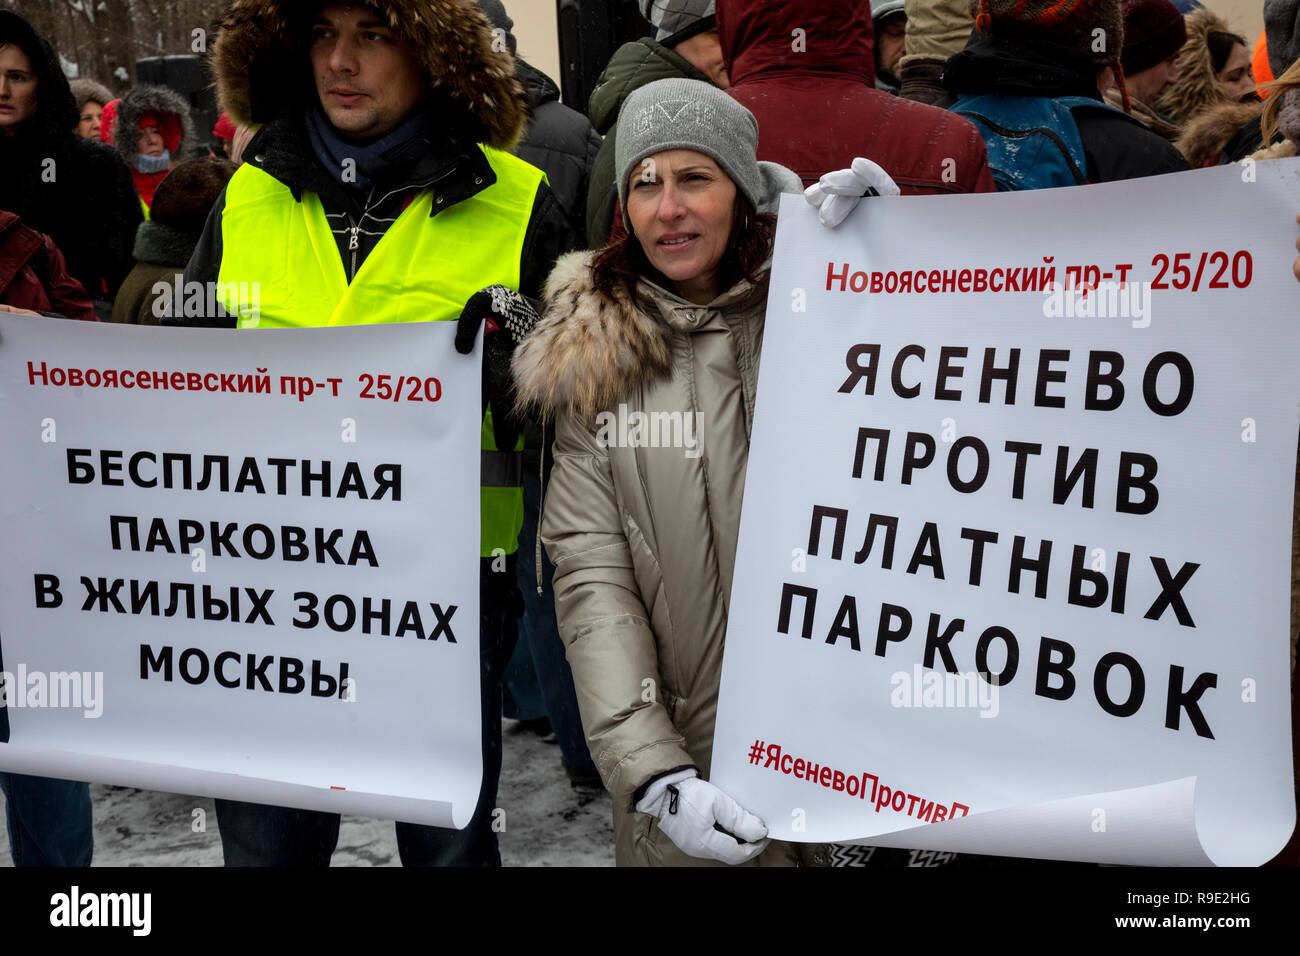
[216,146,541,556]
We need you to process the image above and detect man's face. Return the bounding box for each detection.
[139,122,165,156]
[0,44,38,137]
[310,2,426,143]
[875,13,907,78]
[1127,55,1179,106]
[674,28,730,91]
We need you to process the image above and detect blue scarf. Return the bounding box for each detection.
[135,150,171,173]
[304,104,437,193]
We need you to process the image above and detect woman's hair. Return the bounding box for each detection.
[592,194,777,302]
[1259,56,1300,146]
[1207,31,1247,75]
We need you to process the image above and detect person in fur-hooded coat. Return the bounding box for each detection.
[1160,9,1263,165]
[113,84,195,210]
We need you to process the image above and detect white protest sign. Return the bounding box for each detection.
[0,319,482,827]
[712,160,1300,866]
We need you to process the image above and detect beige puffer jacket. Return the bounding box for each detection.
[514,250,827,867]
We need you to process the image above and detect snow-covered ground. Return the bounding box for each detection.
[0,719,615,866]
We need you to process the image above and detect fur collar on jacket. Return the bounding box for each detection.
[212,0,526,150]
[1175,100,1264,166]
[131,219,199,267]
[513,250,768,423]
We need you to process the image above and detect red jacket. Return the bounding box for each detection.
[718,0,995,195]
[0,211,97,321]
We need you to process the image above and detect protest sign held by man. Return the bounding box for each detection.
[167,0,571,866]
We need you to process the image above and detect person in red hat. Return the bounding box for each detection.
[211,112,239,158]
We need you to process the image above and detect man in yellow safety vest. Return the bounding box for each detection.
[166,0,570,866]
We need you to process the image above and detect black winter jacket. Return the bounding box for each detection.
[514,60,601,252]
[940,32,1191,184]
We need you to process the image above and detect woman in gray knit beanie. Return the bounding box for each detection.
[512,78,894,867]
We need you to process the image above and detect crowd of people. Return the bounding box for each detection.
[0,0,1297,868]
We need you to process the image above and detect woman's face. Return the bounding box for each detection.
[1218,41,1253,101]
[78,100,103,139]
[626,149,737,305]
[139,123,165,157]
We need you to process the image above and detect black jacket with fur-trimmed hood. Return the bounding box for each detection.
[0,11,142,304]
[175,0,571,325]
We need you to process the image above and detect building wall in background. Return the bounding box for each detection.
[1208,0,1264,42]
[512,1,562,86]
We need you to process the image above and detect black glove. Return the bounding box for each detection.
[455,286,542,451]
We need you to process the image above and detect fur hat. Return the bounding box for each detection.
[1121,0,1187,75]
[211,0,527,149]
[638,0,716,46]
[148,156,238,233]
[69,78,115,112]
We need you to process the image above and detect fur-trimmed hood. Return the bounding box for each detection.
[114,84,195,163]
[1158,9,1245,126]
[513,250,772,423]
[211,0,527,150]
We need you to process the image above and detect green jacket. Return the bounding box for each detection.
[585,38,710,247]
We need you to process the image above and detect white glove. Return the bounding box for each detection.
[804,156,901,228]
[635,769,770,865]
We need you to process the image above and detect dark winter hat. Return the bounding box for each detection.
[1264,0,1300,79]
[0,10,78,136]
[1121,0,1187,75]
[148,157,237,235]
[971,0,1124,63]
[478,0,517,54]
[638,0,717,47]
[873,1,907,22]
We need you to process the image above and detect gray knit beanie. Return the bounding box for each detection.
[1264,0,1300,78]
[638,0,716,46]
[616,77,760,216]
[615,78,801,227]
